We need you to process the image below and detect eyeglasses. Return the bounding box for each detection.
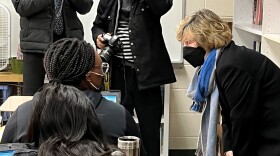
[97,62,109,75]
[87,62,110,77]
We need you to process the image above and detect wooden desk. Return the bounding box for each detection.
[0,96,33,112]
[0,72,23,82]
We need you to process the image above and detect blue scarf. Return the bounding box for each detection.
[191,49,217,112]
[187,48,221,156]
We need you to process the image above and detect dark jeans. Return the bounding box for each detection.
[22,53,45,95]
[111,58,163,156]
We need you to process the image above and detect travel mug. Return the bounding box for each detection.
[117,136,140,156]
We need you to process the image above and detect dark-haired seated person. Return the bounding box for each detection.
[1,38,146,156]
[31,83,117,156]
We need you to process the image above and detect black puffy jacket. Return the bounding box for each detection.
[11,0,93,53]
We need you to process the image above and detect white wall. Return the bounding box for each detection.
[169,65,201,149]
[78,0,99,46]
[161,0,184,63]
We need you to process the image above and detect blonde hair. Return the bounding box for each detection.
[176,9,232,52]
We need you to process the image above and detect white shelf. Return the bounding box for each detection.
[234,23,262,36]
[263,34,280,44]
[233,0,280,66]
[221,17,233,23]
[233,0,280,38]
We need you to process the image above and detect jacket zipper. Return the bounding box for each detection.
[114,0,121,34]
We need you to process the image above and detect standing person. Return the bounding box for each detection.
[92,0,176,155]
[2,38,146,156]
[11,0,93,95]
[29,83,118,156]
[176,9,280,156]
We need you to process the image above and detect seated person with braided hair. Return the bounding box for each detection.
[2,38,146,156]
[29,83,117,156]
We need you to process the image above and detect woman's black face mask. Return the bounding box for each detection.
[183,46,206,67]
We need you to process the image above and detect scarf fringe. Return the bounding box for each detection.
[190,101,205,112]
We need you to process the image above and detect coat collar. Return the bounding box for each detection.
[34,90,103,108]
[82,90,103,108]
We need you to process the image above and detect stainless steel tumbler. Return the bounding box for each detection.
[111,151,125,156]
[117,136,140,156]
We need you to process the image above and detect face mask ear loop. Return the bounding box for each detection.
[86,72,102,91]
[89,81,102,91]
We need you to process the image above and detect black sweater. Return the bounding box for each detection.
[1,90,146,155]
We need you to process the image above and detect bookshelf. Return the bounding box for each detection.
[233,0,280,67]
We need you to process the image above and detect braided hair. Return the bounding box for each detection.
[44,38,95,86]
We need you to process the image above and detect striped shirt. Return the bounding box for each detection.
[116,19,135,62]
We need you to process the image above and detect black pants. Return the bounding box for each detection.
[22,53,45,95]
[22,32,65,95]
[111,58,163,156]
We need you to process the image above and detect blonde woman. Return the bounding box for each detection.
[177,9,280,156]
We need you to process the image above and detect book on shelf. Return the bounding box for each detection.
[253,0,257,24]
[253,41,261,53]
[253,0,263,25]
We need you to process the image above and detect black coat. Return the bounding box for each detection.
[92,0,176,90]
[1,90,143,153]
[11,0,93,53]
[216,41,280,156]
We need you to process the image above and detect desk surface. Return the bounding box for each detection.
[0,96,33,112]
[0,72,23,83]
